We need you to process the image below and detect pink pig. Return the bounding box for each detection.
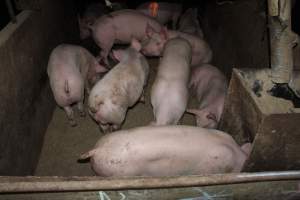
[89,9,162,65]
[187,64,228,129]
[47,44,107,126]
[136,2,182,29]
[88,39,149,133]
[151,38,192,125]
[141,24,212,66]
[80,125,251,177]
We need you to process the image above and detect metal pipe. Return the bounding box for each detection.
[0,171,300,193]
[5,0,17,23]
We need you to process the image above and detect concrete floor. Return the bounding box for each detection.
[35,58,196,176]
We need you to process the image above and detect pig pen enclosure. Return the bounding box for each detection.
[1,0,300,199]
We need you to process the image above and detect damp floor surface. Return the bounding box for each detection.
[35,58,197,176]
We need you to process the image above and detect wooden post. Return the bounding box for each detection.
[268,0,297,84]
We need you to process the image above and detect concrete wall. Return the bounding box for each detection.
[0,0,77,175]
[201,0,269,78]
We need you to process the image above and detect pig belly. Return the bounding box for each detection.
[151,80,188,125]
[88,126,247,177]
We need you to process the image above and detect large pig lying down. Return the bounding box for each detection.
[136,2,182,29]
[89,9,162,65]
[47,44,107,126]
[80,125,251,177]
[187,64,228,129]
[88,39,149,133]
[151,38,192,125]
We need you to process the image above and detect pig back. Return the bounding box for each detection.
[88,125,247,176]
[47,44,85,106]
[110,9,162,42]
[158,38,192,79]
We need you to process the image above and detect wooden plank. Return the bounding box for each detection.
[220,68,300,171]
[1,171,300,193]
[244,114,300,171]
[0,181,298,200]
[219,69,263,144]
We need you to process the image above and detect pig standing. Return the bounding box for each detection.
[187,64,227,129]
[78,2,109,40]
[136,2,182,29]
[47,44,107,126]
[142,25,212,66]
[80,125,251,177]
[178,8,204,38]
[88,39,149,133]
[89,9,162,65]
[151,38,192,125]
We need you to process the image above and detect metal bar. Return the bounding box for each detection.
[5,0,17,23]
[0,171,300,193]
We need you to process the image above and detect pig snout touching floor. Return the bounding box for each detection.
[141,25,212,66]
[79,125,250,177]
[136,2,182,29]
[178,8,204,38]
[186,64,228,129]
[150,38,192,125]
[89,9,162,65]
[88,38,149,133]
[47,44,106,126]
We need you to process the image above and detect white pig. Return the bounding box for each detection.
[136,2,182,29]
[88,38,149,133]
[178,8,204,38]
[80,125,251,177]
[47,44,107,126]
[141,24,212,66]
[187,64,228,129]
[151,38,192,125]
[89,9,162,65]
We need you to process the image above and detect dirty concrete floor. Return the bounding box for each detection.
[35,58,197,176]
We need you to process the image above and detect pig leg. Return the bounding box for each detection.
[99,124,111,134]
[77,101,86,117]
[63,106,77,127]
[139,90,145,103]
[98,39,114,67]
[241,143,252,156]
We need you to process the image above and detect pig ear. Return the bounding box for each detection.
[207,112,217,122]
[145,23,156,38]
[131,38,142,51]
[160,26,168,40]
[186,108,201,116]
[112,50,124,61]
